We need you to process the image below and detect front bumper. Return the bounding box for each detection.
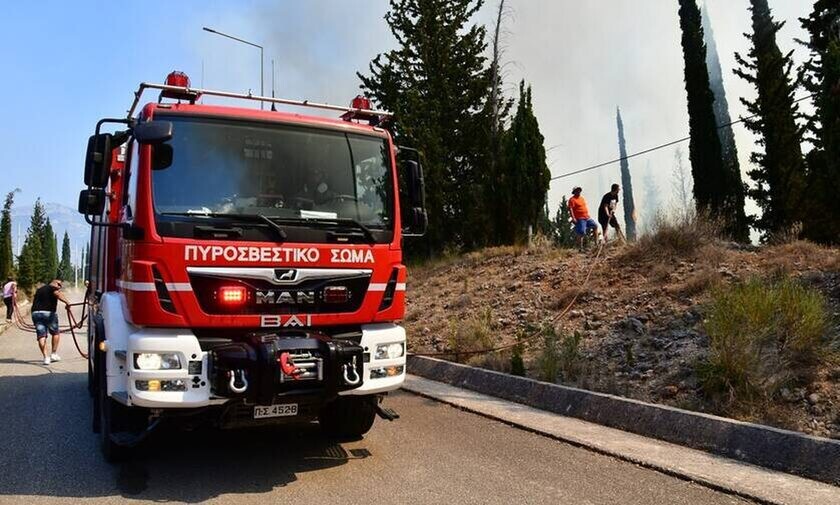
[116,323,406,408]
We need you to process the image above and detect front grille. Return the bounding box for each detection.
[189,274,370,315]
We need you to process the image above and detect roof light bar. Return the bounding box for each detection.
[127,81,393,122]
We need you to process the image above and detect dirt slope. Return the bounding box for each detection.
[404,240,840,438]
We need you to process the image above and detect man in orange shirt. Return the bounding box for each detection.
[568,187,600,250]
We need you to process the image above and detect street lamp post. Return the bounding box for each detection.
[203,26,264,110]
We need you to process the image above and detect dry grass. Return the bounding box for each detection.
[763,241,834,273]
[622,213,719,264]
[677,266,722,297]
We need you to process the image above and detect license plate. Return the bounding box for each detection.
[254,403,298,419]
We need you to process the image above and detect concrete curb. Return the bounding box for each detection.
[407,355,840,486]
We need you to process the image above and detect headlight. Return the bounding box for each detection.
[134,353,182,370]
[375,342,405,360]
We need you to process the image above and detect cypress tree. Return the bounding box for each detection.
[0,190,17,281]
[702,5,749,238]
[501,82,550,243]
[359,0,490,255]
[553,197,575,248]
[58,232,72,282]
[734,0,807,240]
[18,199,47,288]
[42,218,58,282]
[798,2,840,244]
[615,107,637,240]
[678,0,746,239]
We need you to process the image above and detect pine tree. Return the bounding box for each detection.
[480,0,514,247]
[615,107,637,240]
[702,5,749,238]
[553,196,575,248]
[58,232,72,282]
[734,0,807,240]
[798,2,840,244]
[359,0,490,255]
[501,82,550,243]
[678,0,746,239]
[42,218,58,281]
[0,189,18,281]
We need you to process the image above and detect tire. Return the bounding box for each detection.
[91,348,102,434]
[98,360,133,463]
[319,396,377,440]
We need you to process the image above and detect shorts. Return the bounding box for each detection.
[31,311,59,338]
[599,215,620,231]
[574,218,598,236]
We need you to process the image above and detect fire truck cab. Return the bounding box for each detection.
[77,73,426,461]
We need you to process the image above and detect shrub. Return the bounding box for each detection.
[699,278,829,406]
[538,325,561,383]
[447,308,494,362]
[510,345,526,376]
[538,325,582,383]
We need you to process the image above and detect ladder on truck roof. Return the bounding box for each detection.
[126,82,393,123]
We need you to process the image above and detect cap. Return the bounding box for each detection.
[572,186,582,194]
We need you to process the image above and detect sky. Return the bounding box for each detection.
[0,0,814,231]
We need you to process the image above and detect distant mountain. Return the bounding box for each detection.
[11,202,89,265]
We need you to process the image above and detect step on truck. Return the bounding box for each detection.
[77,71,427,461]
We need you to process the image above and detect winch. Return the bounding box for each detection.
[210,331,365,405]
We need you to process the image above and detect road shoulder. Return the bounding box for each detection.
[403,375,840,505]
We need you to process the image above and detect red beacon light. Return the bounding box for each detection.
[341,95,380,126]
[217,285,247,305]
[160,70,202,103]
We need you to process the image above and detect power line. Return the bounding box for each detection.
[550,93,815,182]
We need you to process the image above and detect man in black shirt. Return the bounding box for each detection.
[599,184,623,243]
[31,278,69,366]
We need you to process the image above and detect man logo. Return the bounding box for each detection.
[275,269,297,281]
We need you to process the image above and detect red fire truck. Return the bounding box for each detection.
[77,72,426,461]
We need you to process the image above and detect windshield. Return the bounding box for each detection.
[151,115,393,228]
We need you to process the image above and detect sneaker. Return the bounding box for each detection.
[43,356,51,365]
[50,353,61,362]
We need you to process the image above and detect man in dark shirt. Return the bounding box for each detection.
[599,184,623,243]
[31,278,69,365]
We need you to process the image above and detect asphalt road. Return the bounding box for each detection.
[0,300,750,504]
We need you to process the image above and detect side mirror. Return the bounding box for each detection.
[133,120,173,145]
[78,189,106,216]
[84,134,113,187]
[402,160,428,237]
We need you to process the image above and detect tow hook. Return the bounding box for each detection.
[228,369,248,394]
[342,356,361,386]
[375,404,400,421]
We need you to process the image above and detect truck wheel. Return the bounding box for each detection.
[92,350,102,434]
[319,396,377,440]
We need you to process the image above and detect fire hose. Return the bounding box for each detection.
[10,297,90,359]
[410,240,606,358]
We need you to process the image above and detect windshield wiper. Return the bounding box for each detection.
[160,212,287,240]
[269,216,377,244]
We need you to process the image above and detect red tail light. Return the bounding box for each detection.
[217,286,247,305]
[323,286,349,304]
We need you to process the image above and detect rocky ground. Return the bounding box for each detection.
[404,238,840,439]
